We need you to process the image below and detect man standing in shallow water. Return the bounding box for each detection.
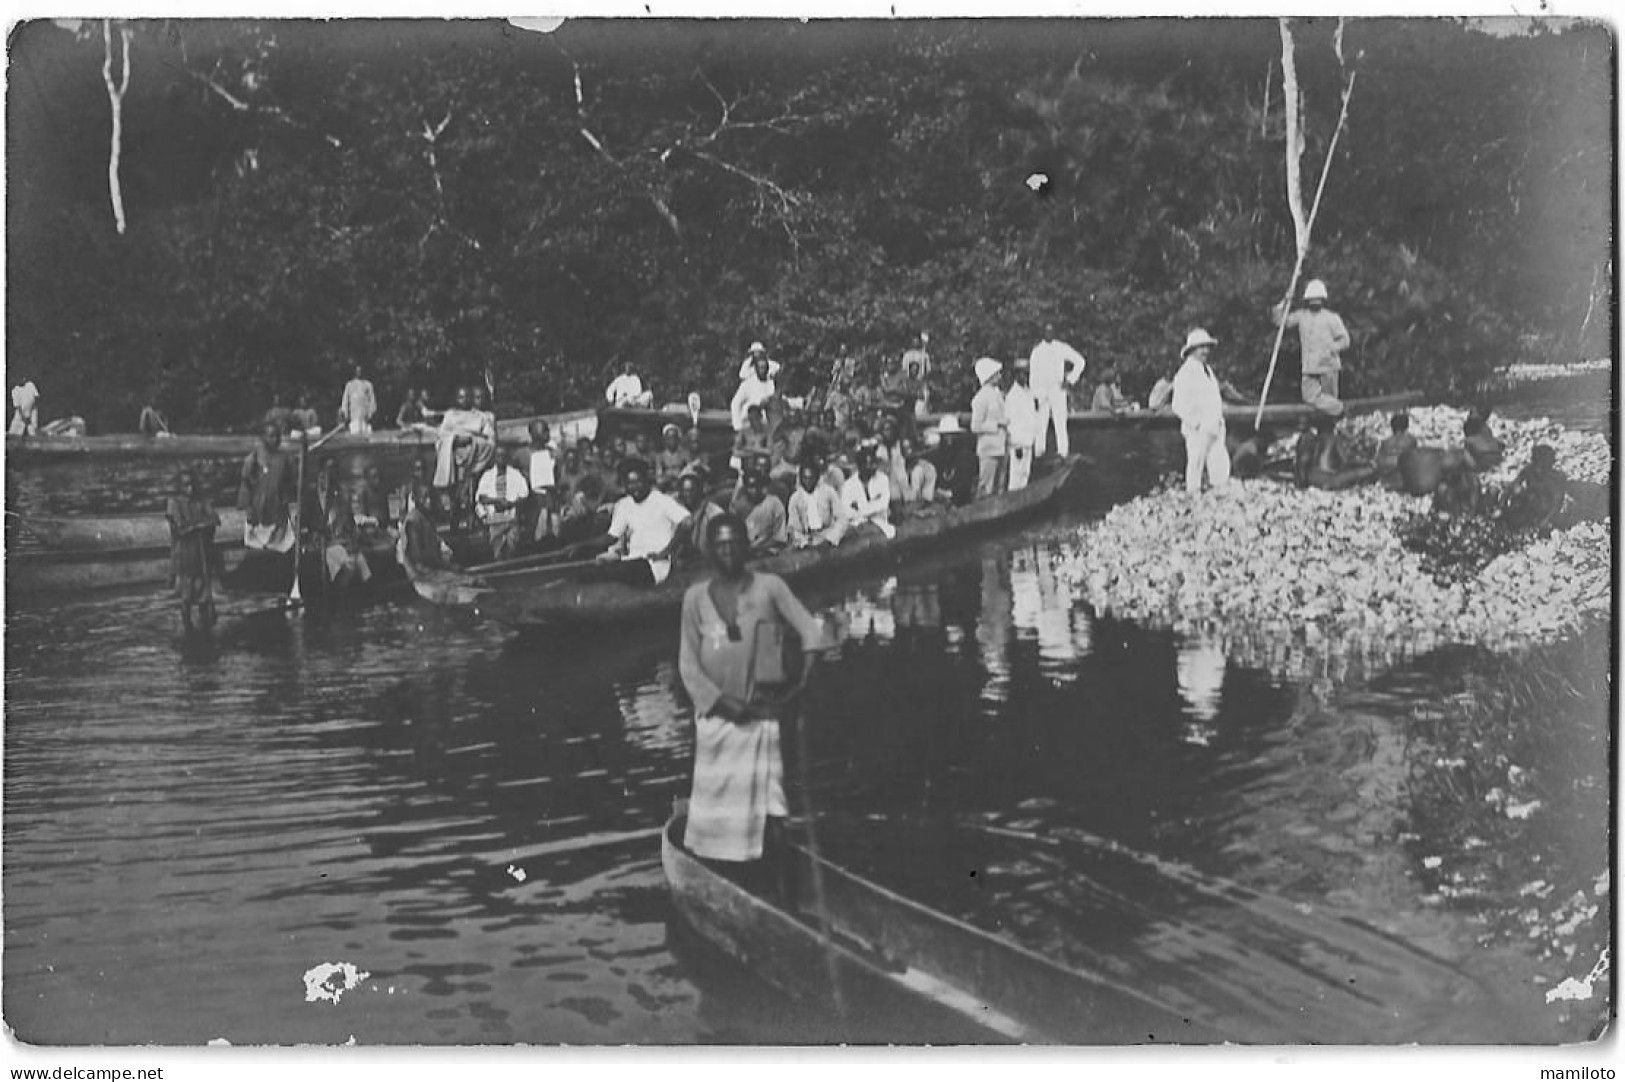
[679,513,830,891]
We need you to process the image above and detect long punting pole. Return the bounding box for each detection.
[1255,68,1358,432]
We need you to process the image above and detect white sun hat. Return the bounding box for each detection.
[1181,328,1220,357]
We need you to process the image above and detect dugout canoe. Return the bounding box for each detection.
[3,407,598,461]
[432,455,1078,627]
[598,392,1423,441]
[661,807,1218,1044]
[8,509,250,594]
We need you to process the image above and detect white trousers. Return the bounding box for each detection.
[1032,384,1071,456]
[1007,445,1034,491]
[1183,426,1231,493]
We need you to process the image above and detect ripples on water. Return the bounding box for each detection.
[8,377,1605,1044]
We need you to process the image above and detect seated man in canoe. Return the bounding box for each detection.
[899,436,940,510]
[1396,444,1473,499]
[1294,415,1376,491]
[398,481,464,593]
[476,447,531,561]
[840,445,896,539]
[316,460,371,586]
[676,472,727,564]
[237,422,298,554]
[730,470,788,556]
[1374,412,1418,491]
[166,468,221,631]
[590,458,692,587]
[351,464,395,554]
[787,462,848,549]
[1462,410,1505,472]
[678,513,831,894]
[653,423,692,492]
[139,402,171,438]
[432,386,497,526]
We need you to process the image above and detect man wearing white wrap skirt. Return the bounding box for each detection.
[1171,328,1231,494]
[679,513,830,872]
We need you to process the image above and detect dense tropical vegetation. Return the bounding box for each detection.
[7,17,1610,433]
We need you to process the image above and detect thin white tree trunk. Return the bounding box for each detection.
[101,20,132,235]
[1278,19,1309,258]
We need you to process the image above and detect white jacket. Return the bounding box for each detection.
[1004,383,1039,448]
[1171,355,1225,434]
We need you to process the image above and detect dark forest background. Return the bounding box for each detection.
[6,17,1612,433]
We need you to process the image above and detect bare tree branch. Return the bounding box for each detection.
[101,20,132,235]
[179,65,344,148]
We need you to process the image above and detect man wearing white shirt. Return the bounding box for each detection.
[9,379,39,436]
[1170,328,1231,494]
[839,447,894,539]
[526,419,559,541]
[1027,324,1086,456]
[593,459,692,586]
[787,462,848,548]
[1004,357,1040,492]
[606,361,654,408]
[731,352,777,431]
[736,341,782,382]
[476,449,530,559]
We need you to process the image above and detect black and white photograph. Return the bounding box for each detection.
[2,9,1614,1069]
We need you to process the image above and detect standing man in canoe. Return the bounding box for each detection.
[10,379,40,436]
[1027,324,1086,457]
[1272,279,1350,417]
[237,421,298,553]
[1004,356,1039,493]
[167,468,220,631]
[338,364,378,435]
[432,386,497,526]
[1171,328,1231,495]
[678,513,831,884]
[969,357,1007,498]
[731,350,778,433]
[592,458,692,586]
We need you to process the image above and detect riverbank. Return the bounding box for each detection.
[1065,408,1610,672]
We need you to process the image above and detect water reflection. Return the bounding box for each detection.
[5,515,1546,1044]
[1175,632,1227,750]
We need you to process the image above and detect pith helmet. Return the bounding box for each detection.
[1181,328,1220,357]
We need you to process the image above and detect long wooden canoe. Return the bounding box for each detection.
[600,392,1423,440]
[667,808,1523,1043]
[8,509,251,594]
[4,407,597,461]
[662,809,1220,1044]
[436,456,1078,628]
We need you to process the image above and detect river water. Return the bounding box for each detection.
[3,376,1609,1045]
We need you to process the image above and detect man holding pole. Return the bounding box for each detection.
[1272,279,1350,417]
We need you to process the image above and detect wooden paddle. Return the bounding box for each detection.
[464,536,609,576]
[285,426,345,609]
